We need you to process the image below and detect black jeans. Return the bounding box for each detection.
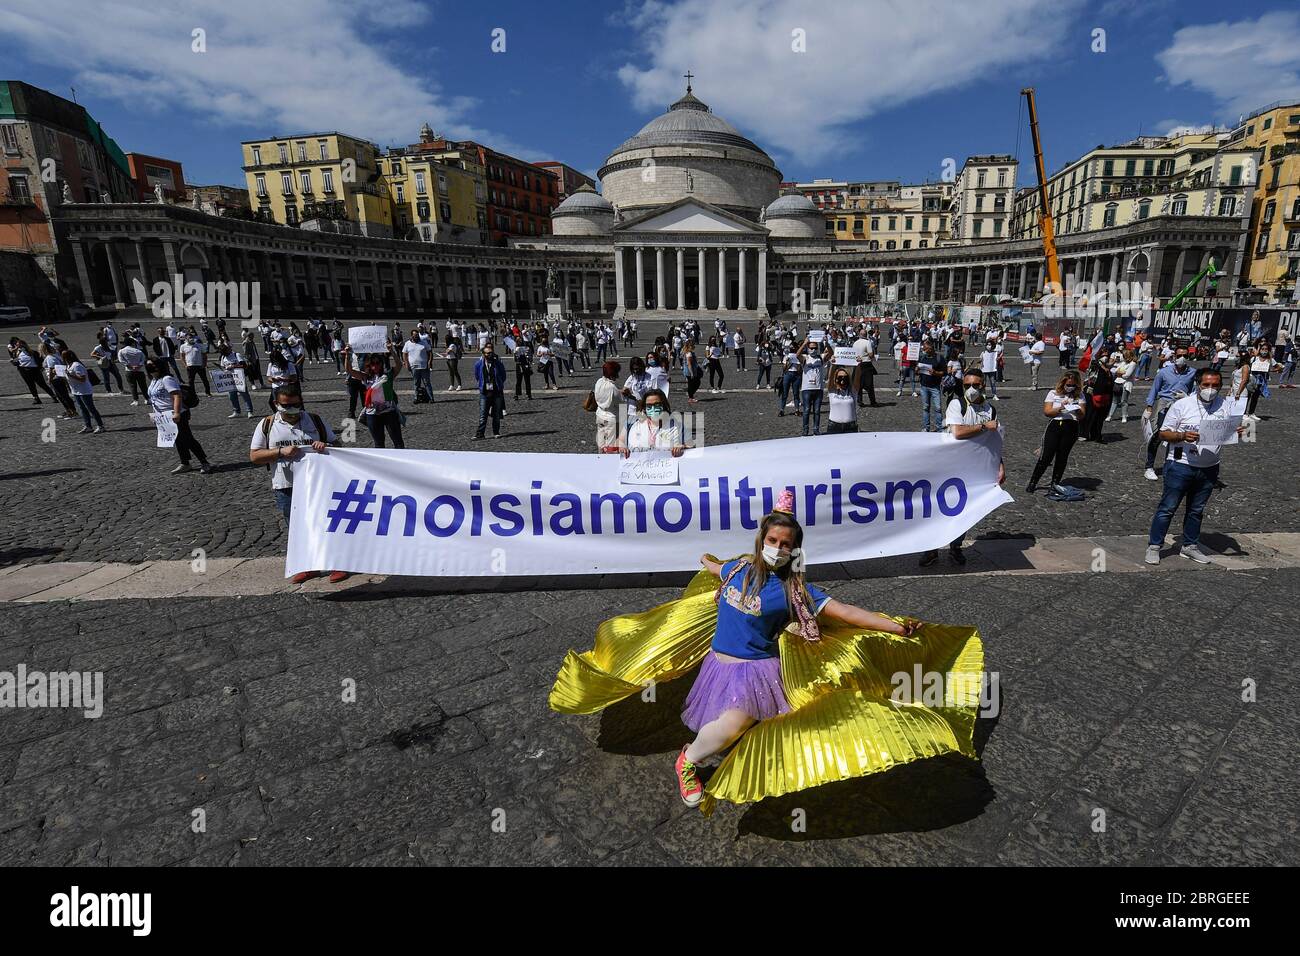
[175,411,207,466]
[446,359,462,388]
[827,420,858,434]
[365,409,404,448]
[187,365,211,396]
[18,366,55,401]
[707,359,724,388]
[515,366,532,398]
[1030,419,1079,487]
[856,364,878,406]
[100,362,124,392]
[126,369,148,401]
[347,378,365,420]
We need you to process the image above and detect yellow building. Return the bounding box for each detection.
[1225,103,1300,300]
[824,183,952,248]
[377,150,486,244]
[241,132,391,237]
[1011,133,1258,245]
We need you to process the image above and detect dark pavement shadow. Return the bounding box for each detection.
[0,546,63,566]
[0,467,84,481]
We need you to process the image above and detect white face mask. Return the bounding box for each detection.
[964,386,984,403]
[1199,387,1219,403]
[761,544,792,569]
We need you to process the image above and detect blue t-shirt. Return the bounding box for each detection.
[712,559,831,660]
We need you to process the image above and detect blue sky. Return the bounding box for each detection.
[3,0,1300,190]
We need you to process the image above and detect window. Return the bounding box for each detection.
[871,217,879,230]
[973,220,983,237]
[523,174,530,190]
[255,173,267,197]
[441,202,452,222]
[1143,159,1153,176]
[1137,200,1150,220]
[919,240,928,248]
[837,219,847,231]
[278,144,288,163]
[905,217,913,230]
[1219,196,1237,216]
[1292,198,1300,220]
[994,220,1003,236]
[975,195,984,211]
[296,142,307,162]
[1263,117,1273,130]
[396,183,405,202]
[902,240,911,249]
[1264,200,1276,223]
[392,161,402,176]
[318,140,329,160]
[994,195,1005,211]
[888,216,897,229]
[1229,165,1242,186]
[415,171,426,195]
[7,174,31,202]
[322,169,334,193]
[416,200,430,222]
[886,240,896,249]
[285,205,298,225]
[299,170,312,193]
[921,217,930,231]
[1102,159,1114,177]
[997,169,1006,187]
[437,173,448,195]
[1171,194,1187,215]
[1256,233,1269,255]
[977,169,986,187]
[1103,203,1117,227]
[1124,159,1135,177]
[251,145,262,165]
[280,172,293,194]
[515,216,523,231]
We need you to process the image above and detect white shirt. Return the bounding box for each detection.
[67,361,94,396]
[626,418,680,451]
[250,411,336,490]
[118,345,146,370]
[16,350,37,368]
[801,355,825,391]
[148,375,182,414]
[1029,341,1045,363]
[827,391,856,424]
[1161,393,1236,468]
[593,376,620,420]
[180,342,205,367]
[402,340,430,369]
[1044,389,1083,421]
[944,397,995,430]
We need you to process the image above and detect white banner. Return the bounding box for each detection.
[210,369,235,393]
[833,347,859,367]
[348,325,388,354]
[152,412,178,448]
[285,433,1012,578]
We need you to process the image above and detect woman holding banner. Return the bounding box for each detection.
[349,344,406,448]
[549,490,983,814]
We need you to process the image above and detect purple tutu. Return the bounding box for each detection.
[681,651,790,731]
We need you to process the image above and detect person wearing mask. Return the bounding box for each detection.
[921,368,1004,566]
[473,342,507,441]
[980,339,1000,401]
[1026,370,1084,493]
[91,333,124,394]
[9,338,56,405]
[853,327,879,408]
[1145,369,1246,566]
[219,343,254,418]
[593,361,622,452]
[248,382,349,585]
[535,341,557,390]
[795,337,826,437]
[179,332,212,397]
[682,342,702,405]
[403,329,433,404]
[754,340,773,390]
[146,358,211,474]
[624,389,686,455]
[825,367,858,434]
[153,326,182,378]
[1141,348,1196,480]
[1057,330,1074,369]
[1244,345,1281,422]
[705,336,725,393]
[350,346,405,448]
[1081,352,1114,443]
[264,348,298,389]
[1028,332,1046,390]
[733,328,747,372]
[1107,350,1135,424]
[778,344,802,415]
[443,333,464,391]
[62,349,106,434]
[895,338,918,397]
[40,342,78,418]
[513,338,534,401]
[916,340,944,433]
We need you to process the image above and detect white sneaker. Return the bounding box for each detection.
[78,426,92,434]
[245,412,252,418]
[130,400,139,406]
[1180,544,1213,564]
[227,411,240,418]
[1144,545,1161,565]
[93,426,105,433]
[1121,417,1128,423]
[1144,468,1158,481]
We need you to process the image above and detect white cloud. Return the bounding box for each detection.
[1156,11,1300,122]
[1153,119,1218,137]
[0,0,537,156]
[615,0,1083,167]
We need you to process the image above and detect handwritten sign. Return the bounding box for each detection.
[503,336,517,353]
[906,342,921,361]
[1195,415,1243,446]
[348,325,388,354]
[231,369,247,392]
[808,330,826,343]
[833,347,859,367]
[210,369,236,393]
[619,449,679,486]
[151,412,178,448]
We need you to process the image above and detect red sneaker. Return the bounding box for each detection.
[328,571,351,584]
[291,570,323,584]
[675,746,703,807]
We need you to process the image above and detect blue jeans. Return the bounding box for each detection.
[920,385,942,431]
[228,387,253,413]
[412,367,432,401]
[1148,460,1218,547]
[801,389,822,435]
[778,371,800,410]
[1136,353,1152,377]
[73,392,104,428]
[274,487,293,523]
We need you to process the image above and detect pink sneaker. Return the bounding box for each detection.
[675,746,703,807]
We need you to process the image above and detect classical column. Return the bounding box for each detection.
[1017,263,1028,299]
[70,239,95,306]
[581,271,590,312]
[844,271,853,307]
[697,248,707,309]
[105,244,126,307]
[738,248,747,311]
[948,267,956,300]
[757,249,768,313]
[598,272,606,312]
[614,249,626,308]
[634,247,645,310]
[717,247,728,310]
[162,241,181,283]
[1109,255,1120,285]
[655,247,665,310]
[676,248,686,310]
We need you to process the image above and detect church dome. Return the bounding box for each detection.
[764,192,822,239]
[765,193,819,216]
[598,82,781,222]
[551,183,615,236]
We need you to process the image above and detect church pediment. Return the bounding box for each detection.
[614,198,764,235]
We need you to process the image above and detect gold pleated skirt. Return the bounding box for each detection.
[549,564,985,814]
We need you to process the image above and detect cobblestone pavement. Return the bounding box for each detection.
[1,321,1296,865]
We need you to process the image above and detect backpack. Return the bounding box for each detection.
[260,412,328,470]
[180,382,200,408]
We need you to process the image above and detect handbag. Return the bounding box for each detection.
[87,368,102,387]
[582,390,597,413]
